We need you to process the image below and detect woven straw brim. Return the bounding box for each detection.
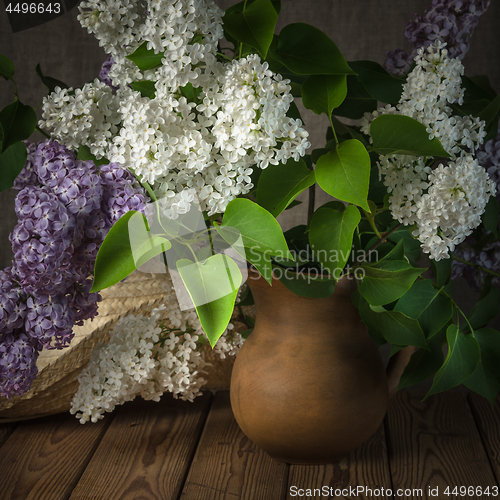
[0,271,246,422]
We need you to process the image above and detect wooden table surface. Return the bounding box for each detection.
[0,390,499,500]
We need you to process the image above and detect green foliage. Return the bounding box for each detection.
[0,54,15,80]
[272,23,354,75]
[348,60,404,105]
[359,300,428,349]
[334,75,377,120]
[223,0,278,59]
[130,80,156,99]
[394,280,453,338]
[278,268,336,298]
[91,211,171,292]
[35,63,68,94]
[398,328,446,390]
[425,325,480,398]
[76,145,108,166]
[309,205,361,279]
[301,75,347,116]
[482,196,499,237]
[0,141,27,192]
[371,114,451,157]
[216,199,292,284]
[177,255,242,347]
[358,260,425,306]
[315,139,371,211]
[464,287,499,332]
[464,328,500,404]
[256,158,314,216]
[126,42,164,71]
[431,258,453,288]
[0,100,36,153]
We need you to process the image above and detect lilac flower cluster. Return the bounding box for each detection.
[99,54,119,92]
[452,122,500,290]
[1,140,147,398]
[385,0,490,75]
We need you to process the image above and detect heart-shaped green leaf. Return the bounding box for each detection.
[35,63,68,94]
[301,74,347,116]
[223,0,278,59]
[315,139,371,211]
[425,325,480,399]
[0,100,37,153]
[309,205,361,279]
[130,80,156,99]
[0,54,15,81]
[273,23,354,75]
[177,255,242,346]
[358,260,425,306]
[0,141,27,192]
[256,158,314,217]
[126,42,164,71]
[371,114,451,157]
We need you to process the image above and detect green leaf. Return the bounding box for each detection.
[126,42,164,71]
[464,287,499,332]
[217,198,292,259]
[371,115,451,157]
[348,61,404,105]
[398,330,446,390]
[358,260,425,306]
[76,145,109,166]
[0,122,4,155]
[223,0,278,59]
[177,255,242,347]
[256,158,314,216]
[273,23,355,75]
[0,54,15,80]
[334,75,377,120]
[0,101,37,153]
[309,205,361,279]
[0,141,27,192]
[91,211,169,292]
[301,75,347,116]
[277,267,336,298]
[130,80,156,99]
[478,93,500,132]
[482,195,499,237]
[359,299,428,349]
[394,280,453,338]
[247,249,274,284]
[35,63,69,94]
[425,325,480,398]
[431,257,453,288]
[464,328,500,404]
[315,139,370,211]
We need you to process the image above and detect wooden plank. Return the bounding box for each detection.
[286,425,392,500]
[0,421,17,449]
[69,393,212,500]
[386,391,498,499]
[180,391,289,500]
[468,392,500,482]
[0,411,111,500]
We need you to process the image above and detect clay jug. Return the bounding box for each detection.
[230,270,413,464]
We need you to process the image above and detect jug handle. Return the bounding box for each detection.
[386,346,416,399]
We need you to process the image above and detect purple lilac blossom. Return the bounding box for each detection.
[385,0,490,75]
[1,140,147,398]
[99,54,119,91]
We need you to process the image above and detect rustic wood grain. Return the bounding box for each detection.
[386,391,498,499]
[468,393,500,482]
[0,421,17,449]
[180,391,289,500]
[0,411,111,500]
[69,392,212,500]
[286,425,392,500]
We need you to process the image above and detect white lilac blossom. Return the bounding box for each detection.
[39,0,310,219]
[385,0,490,75]
[0,141,148,399]
[361,42,495,260]
[70,283,245,424]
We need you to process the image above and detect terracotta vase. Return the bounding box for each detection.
[230,270,413,465]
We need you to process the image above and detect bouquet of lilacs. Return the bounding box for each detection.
[1,0,500,413]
